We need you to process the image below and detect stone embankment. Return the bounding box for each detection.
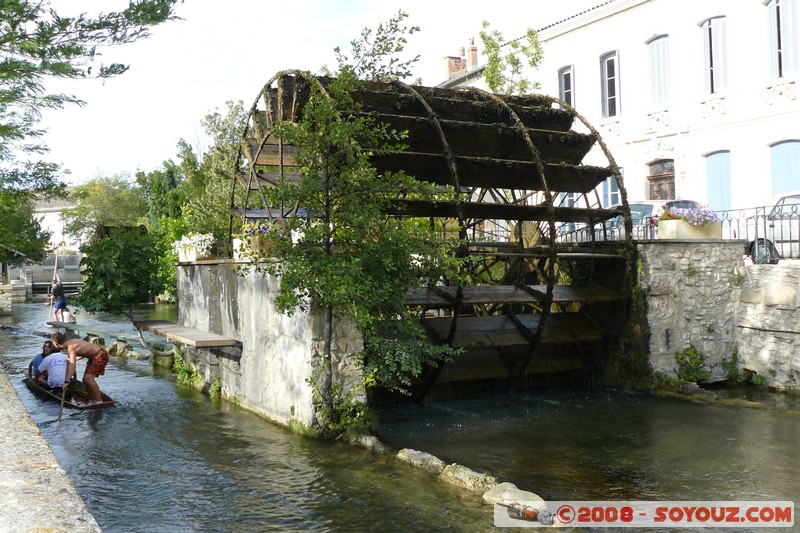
[0,368,100,533]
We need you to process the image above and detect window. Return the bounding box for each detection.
[771,140,800,193]
[706,151,731,211]
[768,0,799,77]
[602,175,621,207]
[647,159,674,200]
[701,17,727,94]
[648,35,670,105]
[558,66,575,106]
[600,52,620,117]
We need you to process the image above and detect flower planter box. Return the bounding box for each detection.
[658,219,722,239]
[249,235,272,255]
[178,245,214,262]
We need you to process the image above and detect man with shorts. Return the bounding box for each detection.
[51,278,68,322]
[51,332,109,404]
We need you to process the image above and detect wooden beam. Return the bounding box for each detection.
[134,320,239,348]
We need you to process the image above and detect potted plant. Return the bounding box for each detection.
[173,233,215,262]
[237,220,274,258]
[656,205,721,239]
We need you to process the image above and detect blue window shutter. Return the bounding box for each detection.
[771,140,800,194]
[706,151,731,211]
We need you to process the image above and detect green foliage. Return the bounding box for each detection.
[74,227,164,322]
[136,163,186,221]
[332,10,420,82]
[238,15,463,433]
[363,321,459,395]
[751,373,766,386]
[721,348,747,384]
[480,22,543,95]
[209,377,221,399]
[652,370,683,392]
[0,0,180,192]
[61,175,148,241]
[0,189,51,265]
[675,345,710,383]
[308,374,377,438]
[171,347,201,386]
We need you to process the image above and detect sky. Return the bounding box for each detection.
[40,0,601,183]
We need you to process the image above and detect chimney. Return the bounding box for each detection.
[445,46,467,80]
[467,38,478,69]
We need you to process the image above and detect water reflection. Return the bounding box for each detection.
[377,389,800,510]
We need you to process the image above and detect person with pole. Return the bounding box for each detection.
[51,332,108,405]
[50,276,68,323]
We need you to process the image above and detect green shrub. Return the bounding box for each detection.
[675,345,710,383]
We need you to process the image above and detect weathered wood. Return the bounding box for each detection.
[134,320,239,348]
[371,152,611,193]
[407,284,621,307]
[360,113,594,164]
[423,313,603,349]
[388,199,618,223]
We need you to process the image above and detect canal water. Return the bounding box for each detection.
[2,303,798,531]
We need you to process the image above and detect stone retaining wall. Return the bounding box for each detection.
[639,240,800,390]
[736,263,800,389]
[638,240,744,382]
[0,285,11,315]
[176,260,364,431]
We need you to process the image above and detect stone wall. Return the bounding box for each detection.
[176,260,364,430]
[0,285,10,315]
[736,263,800,389]
[637,241,744,382]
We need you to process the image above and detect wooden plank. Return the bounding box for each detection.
[407,284,621,306]
[370,152,611,193]
[388,199,619,224]
[134,320,239,348]
[423,313,603,348]
[353,113,593,164]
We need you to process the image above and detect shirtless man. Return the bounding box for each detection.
[51,332,109,404]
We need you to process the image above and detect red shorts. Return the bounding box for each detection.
[85,349,108,376]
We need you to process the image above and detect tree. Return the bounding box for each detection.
[74,227,164,345]
[245,13,462,435]
[480,21,543,95]
[0,1,180,265]
[0,190,50,266]
[333,10,420,82]
[61,175,148,242]
[180,100,249,256]
[0,0,181,192]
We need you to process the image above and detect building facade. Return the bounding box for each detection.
[533,0,800,210]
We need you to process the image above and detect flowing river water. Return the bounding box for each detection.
[1,303,799,532]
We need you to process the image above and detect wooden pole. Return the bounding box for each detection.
[57,364,68,421]
[48,253,59,322]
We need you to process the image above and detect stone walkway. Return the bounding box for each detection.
[0,368,100,533]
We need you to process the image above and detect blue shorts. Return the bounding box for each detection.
[54,298,67,310]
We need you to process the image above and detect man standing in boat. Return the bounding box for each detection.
[51,332,108,404]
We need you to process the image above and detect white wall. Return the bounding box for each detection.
[531,0,800,209]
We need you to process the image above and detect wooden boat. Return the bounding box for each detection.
[24,369,115,410]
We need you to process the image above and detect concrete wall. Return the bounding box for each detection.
[176,261,364,429]
[638,240,744,382]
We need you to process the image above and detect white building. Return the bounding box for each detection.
[33,193,79,250]
[444,0,800,212]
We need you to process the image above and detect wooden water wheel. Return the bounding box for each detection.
[236,70,634,399]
